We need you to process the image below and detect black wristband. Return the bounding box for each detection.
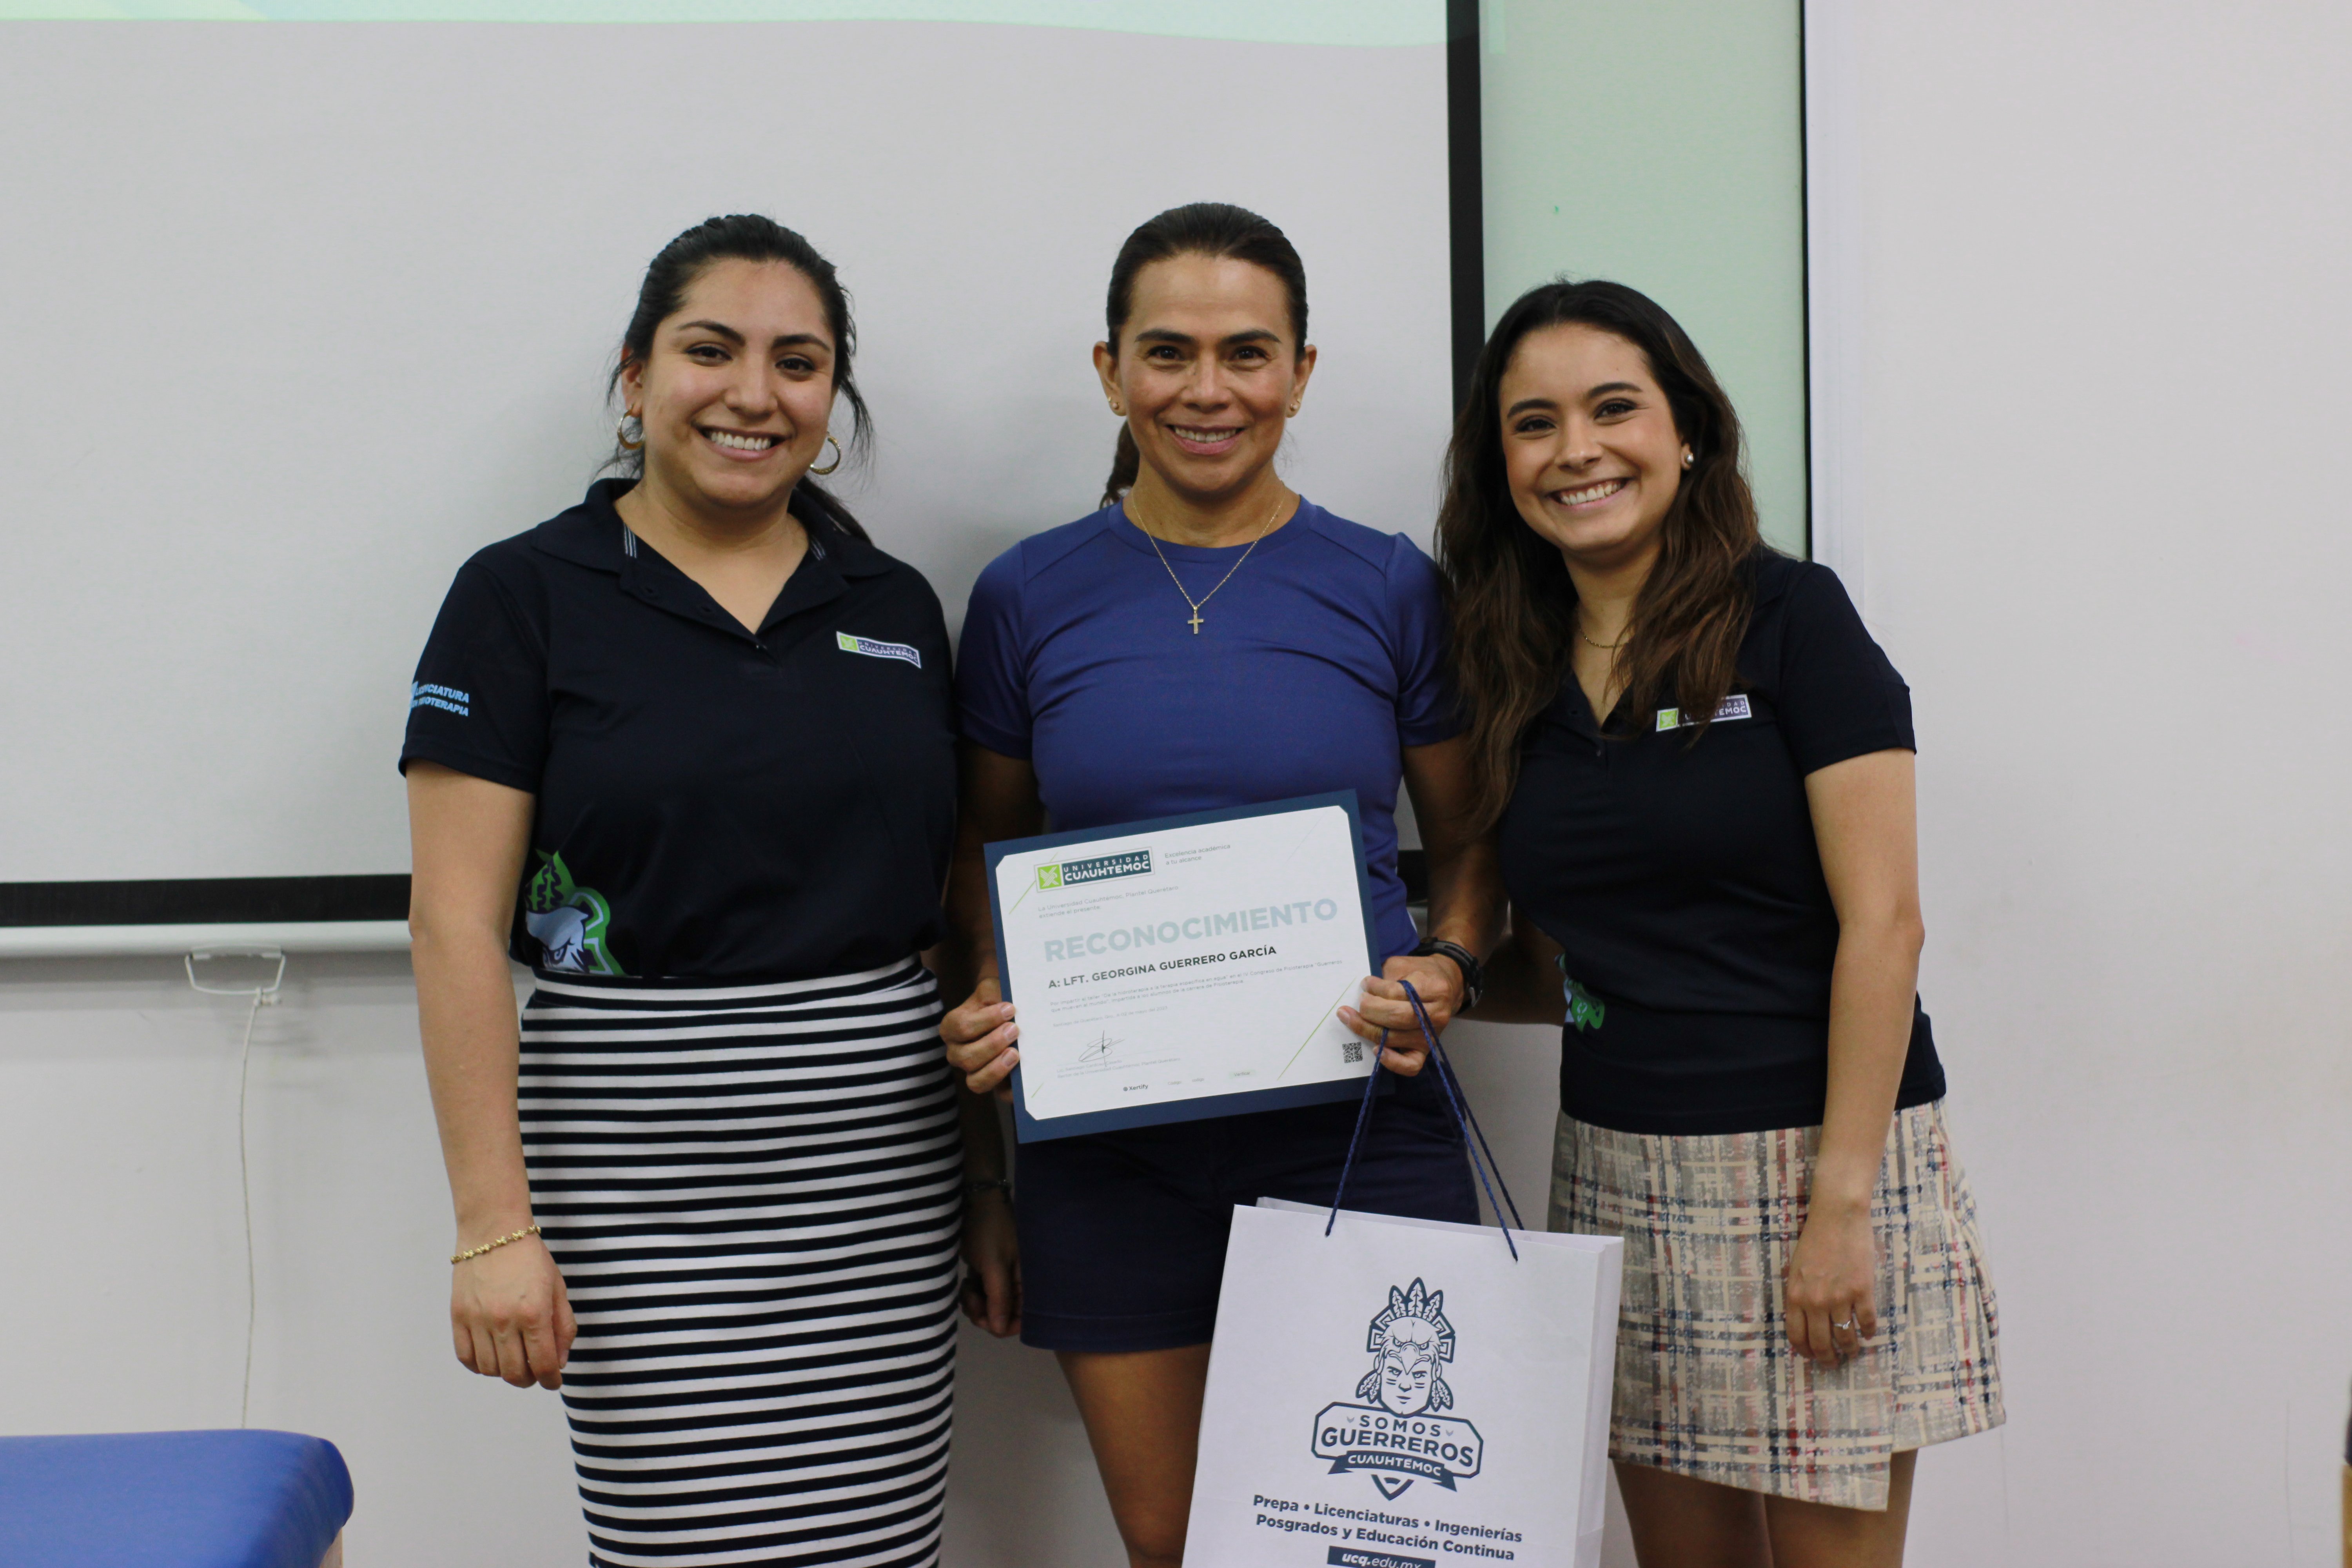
[1408,938,1485,1011]
[962,1177,1012,1201]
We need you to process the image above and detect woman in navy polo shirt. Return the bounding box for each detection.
[1445,280,2003,1566]
[402,215,1015,1568]
[937,203,1493,1568]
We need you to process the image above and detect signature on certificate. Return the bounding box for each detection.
[1078,1031,1122,1063]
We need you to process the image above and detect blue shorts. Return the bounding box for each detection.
[1013,1080,1478,1352]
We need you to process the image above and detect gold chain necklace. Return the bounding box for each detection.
[1131,496,1284,635]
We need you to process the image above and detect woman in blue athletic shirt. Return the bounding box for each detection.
[939,203,1494,1568]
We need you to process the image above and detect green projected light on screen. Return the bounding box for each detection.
[1481,0,1810,555]
[0,0,1443,39]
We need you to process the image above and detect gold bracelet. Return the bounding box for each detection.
[450,1223,540,1265]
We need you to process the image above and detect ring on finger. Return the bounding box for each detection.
[1833,1313,1860,1334]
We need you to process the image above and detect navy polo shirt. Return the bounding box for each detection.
[1499,551,1947,1135]
[399,479,956,981]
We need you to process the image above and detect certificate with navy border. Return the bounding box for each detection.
[985,791,1384,1142]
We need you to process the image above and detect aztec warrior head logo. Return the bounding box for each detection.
[522,852,623,975]
[1361,1278,1455,1416]
[1312,1278,1483,1499]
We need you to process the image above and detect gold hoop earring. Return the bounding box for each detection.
[616,413,644,452]
[808,433,843,476]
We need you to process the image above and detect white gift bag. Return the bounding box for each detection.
[1183,994,1623,1568]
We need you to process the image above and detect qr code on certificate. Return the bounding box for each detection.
[1341,1041,1363,1064]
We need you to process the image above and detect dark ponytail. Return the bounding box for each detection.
[1098,202,1308,507]
[1103,425,1142,504]
[607,214,872,540]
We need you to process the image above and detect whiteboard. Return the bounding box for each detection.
[0,15,1450,884]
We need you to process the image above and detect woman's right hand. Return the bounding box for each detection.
[942,977,1020,1097]
[451,1234,575,1390]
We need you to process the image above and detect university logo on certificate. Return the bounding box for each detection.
[984,791,1385,1141]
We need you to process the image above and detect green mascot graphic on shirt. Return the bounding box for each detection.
[1557,958,1607,1034]
[523,852,622,975]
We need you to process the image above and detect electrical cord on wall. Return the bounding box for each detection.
[186,947,285,1429]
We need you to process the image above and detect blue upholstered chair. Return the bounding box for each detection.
[0,1430,352,1568]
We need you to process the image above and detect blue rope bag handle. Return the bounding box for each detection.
[1325,979,1525,1260]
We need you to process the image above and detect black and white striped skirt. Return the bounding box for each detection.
[518,956,960,1568]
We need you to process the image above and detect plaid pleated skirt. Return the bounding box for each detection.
[1549,1099,2004,1511]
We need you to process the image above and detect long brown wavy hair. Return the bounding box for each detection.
[1436,279,1764,829]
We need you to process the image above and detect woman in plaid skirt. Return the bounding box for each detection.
[1440,280,2002,1566]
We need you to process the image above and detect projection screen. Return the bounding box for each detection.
[0,4,1453,902]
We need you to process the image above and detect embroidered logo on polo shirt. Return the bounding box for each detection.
[1655,694,1751,731]
[1557,965,1606,1033]
[523,851,623,976]
[835,632,921,668]
[410,682,470,717]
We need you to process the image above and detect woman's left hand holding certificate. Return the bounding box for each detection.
[943,974,1021,1097]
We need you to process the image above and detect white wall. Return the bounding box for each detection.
[1805,3,2352,1563]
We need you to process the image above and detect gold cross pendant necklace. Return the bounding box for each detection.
[1131,495,1285,634]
